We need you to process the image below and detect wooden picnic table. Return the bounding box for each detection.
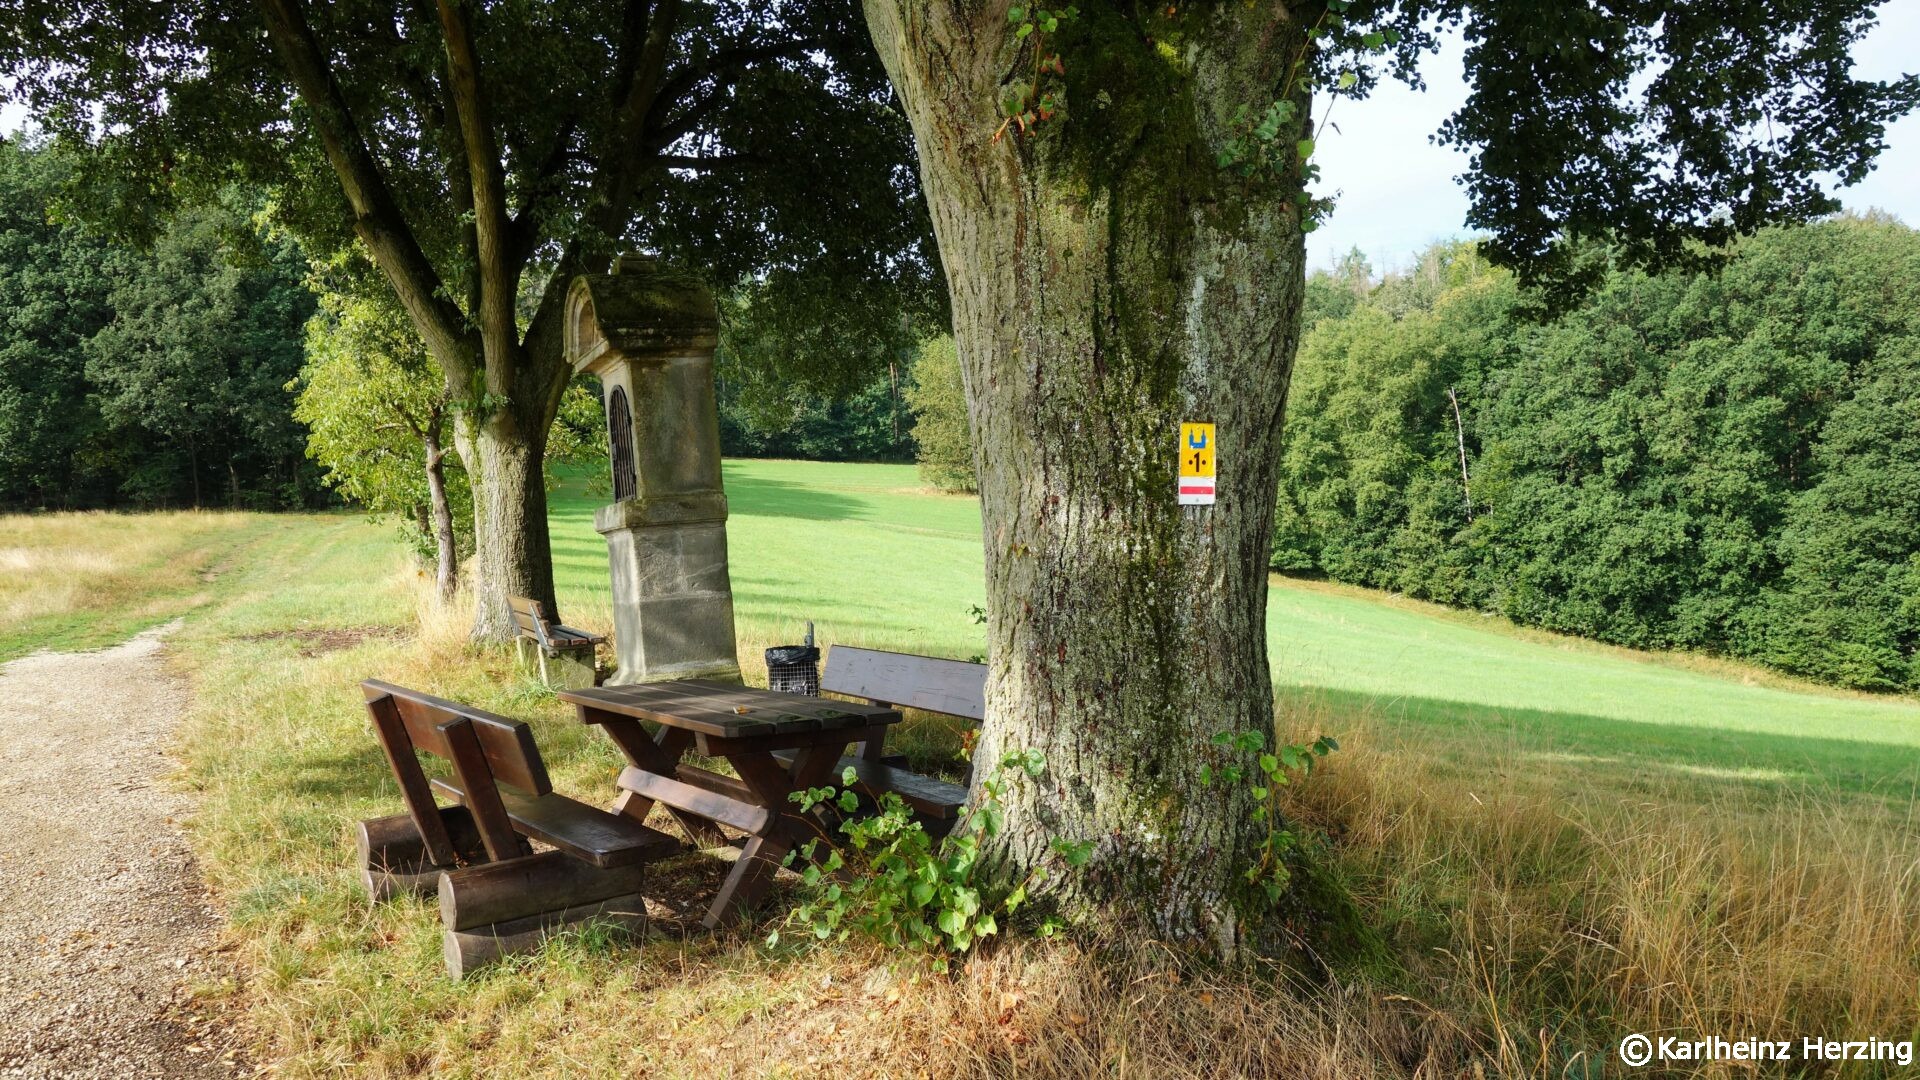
[557,679,901,928]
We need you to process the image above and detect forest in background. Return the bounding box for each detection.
[1277,217,1920,691]
[0,140,318,509]
[0,140,919,514]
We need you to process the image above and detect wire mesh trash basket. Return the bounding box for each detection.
[765,621,819,696]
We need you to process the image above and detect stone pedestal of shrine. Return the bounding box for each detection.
[564,256,740,685]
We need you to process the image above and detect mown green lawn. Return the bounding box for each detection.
[552,459,1920,801]
[551,460,990,660]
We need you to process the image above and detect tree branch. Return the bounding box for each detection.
[581,0,681,244]
[435,0,522,397]
[508,120,581,270]
[644,36,830,135]
[255,0,474,380]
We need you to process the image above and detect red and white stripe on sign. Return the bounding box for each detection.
[1178,477,1216,505]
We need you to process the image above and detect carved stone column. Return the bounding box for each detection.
[564,255,740,684]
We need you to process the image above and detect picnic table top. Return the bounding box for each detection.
[558,679,901,739]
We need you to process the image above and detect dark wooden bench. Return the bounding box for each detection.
[355,679,675,977]
[774,646,986,831]
[508,595,604,689]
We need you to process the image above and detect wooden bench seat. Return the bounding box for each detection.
[357,679,677,977]
[430,777,677,868]
[508,595,605,652]
[818,644,986,772]
[508,595,603,689]
[823,647,986,733]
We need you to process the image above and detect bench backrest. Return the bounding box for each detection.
[821,646,986,722]
[507,595,554,646]
[362,679,550,865]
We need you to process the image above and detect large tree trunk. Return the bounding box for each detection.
[459,403,559,639]
[865,3,1310,948]
[459,275,576,639]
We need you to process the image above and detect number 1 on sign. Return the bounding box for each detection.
[1179,422,1216,506]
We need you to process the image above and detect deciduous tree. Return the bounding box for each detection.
[294,287,467,599]
[904,336,974,492]
[860,0,1918,946]
[84,198,315,509]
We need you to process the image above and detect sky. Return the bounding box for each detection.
[1306,1,1920,271]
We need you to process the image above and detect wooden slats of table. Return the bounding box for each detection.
[560,679,899,738]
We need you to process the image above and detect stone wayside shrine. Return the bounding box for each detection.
[564,255,741,684]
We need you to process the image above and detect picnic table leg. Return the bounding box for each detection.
[702,744,847,928]
[603,720,727,848]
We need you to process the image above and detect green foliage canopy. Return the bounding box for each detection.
[1276,216,1920,691]
[1,0,943,437]
[0,140,112,506]
[293,287,471,549]
[1366,0,1920,300]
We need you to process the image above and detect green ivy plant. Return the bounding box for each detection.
[994,5,1080,142]
[767,748,1091,969]
[1200,729,1339,904]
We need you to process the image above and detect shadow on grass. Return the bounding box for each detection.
[1285,685,1920,802]
[282,681,1920,828]
[548,465,867,526]
[287,744,406,803]
[718,471,866,522]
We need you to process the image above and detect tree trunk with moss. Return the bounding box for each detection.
[865,3,1311,947]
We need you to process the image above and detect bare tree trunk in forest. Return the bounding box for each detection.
[421,422,460,601]
[1446,386,1474,521]
[865,3,1310,949]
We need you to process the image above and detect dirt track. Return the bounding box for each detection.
[0,624,246,1078]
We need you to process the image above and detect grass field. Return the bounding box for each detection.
[551,460,990,659]
[549,460,1920,806]
[6,459,1920,1077]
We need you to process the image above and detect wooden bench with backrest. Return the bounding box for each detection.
[774,646,986,832]
[507,595,604,689]
[355,679,676,976]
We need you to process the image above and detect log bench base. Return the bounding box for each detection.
[357,813,657,979]
[356,808,486,901]
[443,891,647,980]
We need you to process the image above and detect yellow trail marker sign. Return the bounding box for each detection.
[1179,422,1215,506]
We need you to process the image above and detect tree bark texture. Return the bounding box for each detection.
[422,425,459,601]
[455,391,560,639]
[865,2,1311,947]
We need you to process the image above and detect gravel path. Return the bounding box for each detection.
[0,624,247,1078]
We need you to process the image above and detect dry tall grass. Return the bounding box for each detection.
[0,509,258,648]
[1272,703,1920,1077]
